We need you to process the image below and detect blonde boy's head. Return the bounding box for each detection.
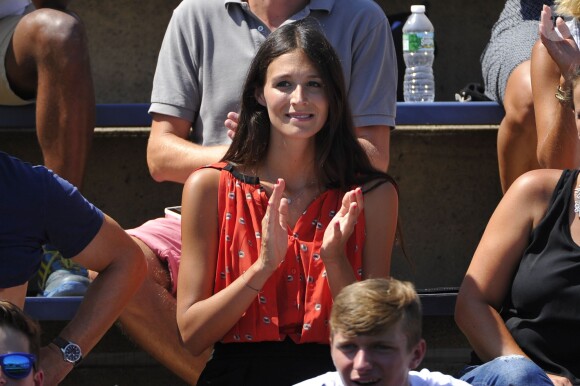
[329,278,422,349]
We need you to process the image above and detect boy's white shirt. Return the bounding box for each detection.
[293,369,472,386]
[0,0,31,19]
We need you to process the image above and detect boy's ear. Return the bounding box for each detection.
[408,339,426,370]
[255,88,266,107]
[34,368,44,386]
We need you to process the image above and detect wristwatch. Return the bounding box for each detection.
[52,336,83,367]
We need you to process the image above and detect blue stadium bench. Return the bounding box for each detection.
[24,297,83,321]
[0,103,152,128]
[0,102,505,129]
[396,101,504,125]
[24,289,458,321]
[417,287,459,317]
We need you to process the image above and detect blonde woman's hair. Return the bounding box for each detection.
[556,0,580,18]
[569,66,580,110]
[330,278,422,349]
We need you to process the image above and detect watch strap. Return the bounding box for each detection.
[52,336,83,366]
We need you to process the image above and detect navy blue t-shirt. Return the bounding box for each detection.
[0,152,104,287]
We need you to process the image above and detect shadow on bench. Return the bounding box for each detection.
[24,288,459,321]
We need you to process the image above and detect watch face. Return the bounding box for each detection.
[64,344,82,362]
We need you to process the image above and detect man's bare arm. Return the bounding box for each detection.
[148,113,229,184]
[40,215,146,385]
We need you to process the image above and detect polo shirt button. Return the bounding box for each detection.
[258,26,264,32]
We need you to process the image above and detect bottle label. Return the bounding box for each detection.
[403,32,434,52]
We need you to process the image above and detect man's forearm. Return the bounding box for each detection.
[148,140,230,184]
[148,114,231,183]
[54,217,146,371]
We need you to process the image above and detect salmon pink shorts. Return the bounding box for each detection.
[127,215,181,296]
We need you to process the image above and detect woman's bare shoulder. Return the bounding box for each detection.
[509,168,565,199]
[361,176,398,197]
[185,167,222,189]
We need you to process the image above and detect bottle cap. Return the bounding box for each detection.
[411,5,426,13]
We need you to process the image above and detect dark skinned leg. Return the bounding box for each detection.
[5,8,94,188]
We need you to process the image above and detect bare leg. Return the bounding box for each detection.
[6,8,94,188]
[118,237,210,385]
[497,61,540,194]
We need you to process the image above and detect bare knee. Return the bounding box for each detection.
[131,236,172,292]
[502,95,535,132]
[502,63,536,134]
[16,9,89,63]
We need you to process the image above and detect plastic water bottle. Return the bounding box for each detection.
[402,5,435,102]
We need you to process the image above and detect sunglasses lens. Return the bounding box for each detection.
[2,354,33,379]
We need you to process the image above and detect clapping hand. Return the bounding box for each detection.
[320,188,363,261]
[259,179,289,273]
[539,4,580,79]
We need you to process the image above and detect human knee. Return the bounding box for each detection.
[462,356,552,386]
[132,237,172,291]
[496,356,550,384]
[19,9,88,57]
[503,90,535,131]
[504,102,534,130]
[502,63,535,130]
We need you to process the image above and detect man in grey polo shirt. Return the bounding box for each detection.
[119,0,398,384]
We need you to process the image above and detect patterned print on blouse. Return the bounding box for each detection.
[206,162,365,344]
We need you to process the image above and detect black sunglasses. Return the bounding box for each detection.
[0,352,37,380]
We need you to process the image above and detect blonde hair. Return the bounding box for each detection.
[330,278,422,349]
[556,0,580,18]
[570,66,580,110]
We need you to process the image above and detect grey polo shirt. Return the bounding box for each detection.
[150,0,397,146]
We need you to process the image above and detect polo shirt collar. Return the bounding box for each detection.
[224,0,335,14]
[307,0,334,13]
